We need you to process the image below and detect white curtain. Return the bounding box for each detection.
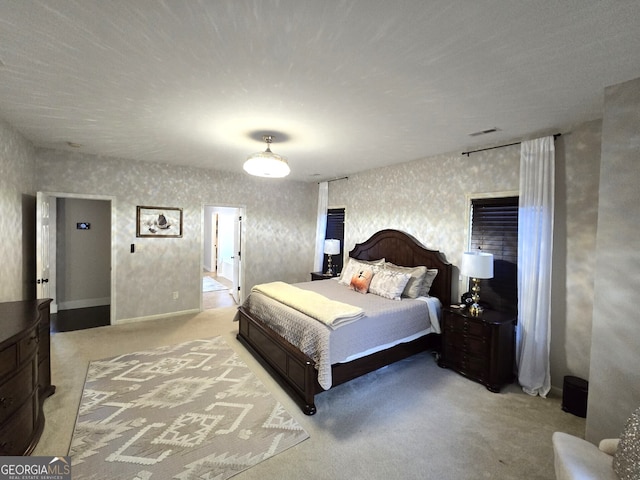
[314,181,329,272]
[517,136,555,397]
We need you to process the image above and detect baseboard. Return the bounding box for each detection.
[114,309,200,325]
[58,297,110,310]
[550,385,563,398]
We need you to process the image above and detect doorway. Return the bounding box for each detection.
[37,192,114,331]
[201,205,244,310]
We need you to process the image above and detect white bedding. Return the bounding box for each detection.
[241,278,442,390]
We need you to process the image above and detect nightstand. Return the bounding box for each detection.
[438,306,516,392]
[310,271,335,281]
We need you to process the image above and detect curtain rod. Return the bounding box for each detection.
[319,176,348,184]
[461,133,561,157]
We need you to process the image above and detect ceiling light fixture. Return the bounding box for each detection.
[243,134,290,178]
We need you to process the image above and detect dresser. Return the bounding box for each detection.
[0,299,54,455]
[438,306,516,392]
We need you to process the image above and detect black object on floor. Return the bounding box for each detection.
[51,305,110,333]
[562,375,588,418]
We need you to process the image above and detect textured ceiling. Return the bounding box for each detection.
[1,0,639,181]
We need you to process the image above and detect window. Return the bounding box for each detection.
[469,197,518,314]
[324,208,345,275]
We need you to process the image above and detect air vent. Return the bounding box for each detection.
[469,128,499,137]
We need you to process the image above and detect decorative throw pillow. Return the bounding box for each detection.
[384,263,427,298]
[419,269,439,296]
[339,258,385,286]
[369,270,411,301]
[613,406,640,480]
[350,268,374,294]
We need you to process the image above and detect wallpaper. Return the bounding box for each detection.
[329,120,603,389]
[587,77,640,441]
[0,115,604,392]
[0,118,36,302]
[329,143,522,300]
[35,149,317,321]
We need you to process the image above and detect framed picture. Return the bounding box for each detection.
[136,206,183,238]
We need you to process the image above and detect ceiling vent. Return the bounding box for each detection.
[469,128,499,137]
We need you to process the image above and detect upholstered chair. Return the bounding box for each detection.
[553,406,639,480]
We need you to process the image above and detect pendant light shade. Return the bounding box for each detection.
[243,135,290,178]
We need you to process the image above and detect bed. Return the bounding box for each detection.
[236,229,452,415]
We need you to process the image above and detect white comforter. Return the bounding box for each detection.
[242,279,441,390]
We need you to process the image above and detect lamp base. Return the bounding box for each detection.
[325,255,334,276]
[469,303,484,316]
[469,278,484,316]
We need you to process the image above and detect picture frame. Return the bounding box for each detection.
[136,206,183,238]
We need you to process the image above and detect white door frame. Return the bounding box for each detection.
[200,204,245,310]
[36,191,116,325]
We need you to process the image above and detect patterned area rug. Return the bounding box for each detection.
[203,276,227,292]
[70,337,308,480]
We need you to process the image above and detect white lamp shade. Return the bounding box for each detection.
[460,251,494,279]
[243,151,290,178]
[324,239,340,255]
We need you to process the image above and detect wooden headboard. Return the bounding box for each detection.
[349,229,453,306]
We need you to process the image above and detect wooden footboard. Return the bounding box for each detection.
[236,229,452,416]
[237,305,442,415]
[236,306,318,415]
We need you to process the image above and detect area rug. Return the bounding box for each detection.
[69,337,309,480]
[203,276,228,292]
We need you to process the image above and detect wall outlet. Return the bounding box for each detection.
[172,291,179,300]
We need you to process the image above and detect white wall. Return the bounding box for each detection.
[215,209,235,278]
[587,76,640,441]
[0,118,36,302]
[56,197,111,309]
[35,148,318,322]
[329,119,602,391]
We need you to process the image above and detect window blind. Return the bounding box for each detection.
[470,197,518,314]
[324,208,345,274]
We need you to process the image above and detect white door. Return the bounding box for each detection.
[35,192,56,310]
[231,213,242,303]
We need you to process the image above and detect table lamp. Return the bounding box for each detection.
[460,251,494,316]
[324,239,340,275]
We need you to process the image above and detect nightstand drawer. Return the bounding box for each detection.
[443,348,486,378]
[444,314,486,337]
[445,332,487,356]
[439,307,516,392]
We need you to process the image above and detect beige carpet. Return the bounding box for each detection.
[69,336,308,480]
[35,307,586,479]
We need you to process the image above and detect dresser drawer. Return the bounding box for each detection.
[444,314,486,337]
[0,359,36,425]
[443,347,487,379]
[0,344,17,379]
[0,392,36,456]
[18,326,39,364]
[445,332,488,356]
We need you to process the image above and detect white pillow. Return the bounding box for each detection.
[420,269,439,296]
[384,263,427,298]
[338,258,385,286]
[369,270,411,301]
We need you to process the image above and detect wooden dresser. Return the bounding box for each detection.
[0,299,55,455]
[438,306,516,392]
